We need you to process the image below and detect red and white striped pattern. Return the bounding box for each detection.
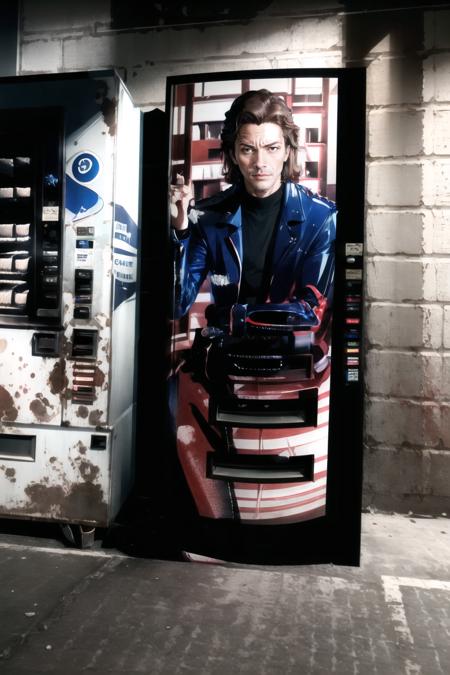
[232,377,329,523]
[174,288,331,524]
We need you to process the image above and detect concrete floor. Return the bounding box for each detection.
[0,513,449,674]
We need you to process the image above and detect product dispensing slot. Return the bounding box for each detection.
[0,433,36,461]
[210,387,318,428]
[32,331,61,357]
[72,329,97,358]
[75,269,93,304]
[207,453,314,483]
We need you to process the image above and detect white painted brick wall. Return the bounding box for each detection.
[15,3,450,514]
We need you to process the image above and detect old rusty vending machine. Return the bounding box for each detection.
[0,71,141,545]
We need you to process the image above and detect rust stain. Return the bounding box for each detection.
[96,81,117,136]
[76,441,88,455]
[76,406,89,419]
[93,367,105,388]
[49,359,68,395]
[29,398,52,423]
[5,467,16,483]
[0,338,7,353]
[0,385,18,422]
[22,481,107,523]
[78,460,100,482]
[89,409,104,426]
[49,457,57,463]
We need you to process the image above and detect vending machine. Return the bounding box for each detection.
[0,71,141,545]
[165,69,365,564]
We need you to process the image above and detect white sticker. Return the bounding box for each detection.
[75,250,94,268]
[43,206,59,221]
[347,369,359,382]
[346,243,363,256]
[346,269,363,280]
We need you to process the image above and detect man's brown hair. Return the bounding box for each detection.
[221,89,300,185]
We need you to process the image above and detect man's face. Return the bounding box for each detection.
[233,122,289,198]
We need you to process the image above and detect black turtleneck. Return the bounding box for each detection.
[238,184,284,305]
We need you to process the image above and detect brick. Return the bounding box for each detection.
[441,405,450,447]
[423,209,450,255]
[366,304,442,349]
[368,110,423,158]
[428,450,450,496]
[22,0,110,35]
[367,164,422,207]
[423,160,450,207]
[366,398,441,447]
[62,36,116,71]
[363,446,430,496]
[366,211,425,255]
[443,354,450,399]
[20,39,62,73]
[424,10,450,50]
[365,350,443,398]
[423,53,450,103]
[444,307,450,349]
[423,108,450,155]
[367,55,423,106]
[436,262,450,301]
[366,259,428,302]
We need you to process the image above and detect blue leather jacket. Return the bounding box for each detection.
[173,181,336,321]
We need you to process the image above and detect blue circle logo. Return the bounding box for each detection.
[72,153,100,183]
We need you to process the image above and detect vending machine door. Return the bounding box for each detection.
[159,68,366,565]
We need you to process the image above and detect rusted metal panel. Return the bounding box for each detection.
[0,330,64,426]
[0,425,110,526]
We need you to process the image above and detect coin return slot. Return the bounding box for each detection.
[32,331,61,357]
[72,329,97,358]
[90,435,107,450]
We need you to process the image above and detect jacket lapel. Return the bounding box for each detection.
[269,183,305,299]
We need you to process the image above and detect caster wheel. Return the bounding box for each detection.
[60,523,96,549]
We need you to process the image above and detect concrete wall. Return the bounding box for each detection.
[16,0,450,515]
